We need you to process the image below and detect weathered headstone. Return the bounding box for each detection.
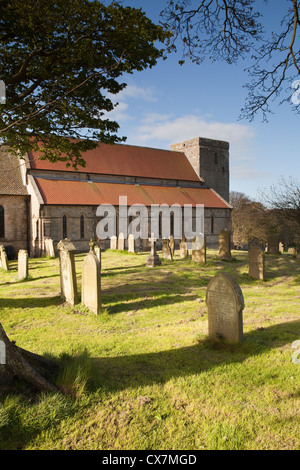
[192,234,206,264]
[45,238,55,258]
[128,234,135,253]
[179,235,188,258]
[169,236,175,257]
[0,245,9,271]
[206,272,244,344]
[248,245,264,280]
[219,229,231,260]
[288,247,296,255]
[162,238,173,260]
[82,245,101,315]
[118,232,125,251]
[110,235,117,250]
[279,242,284,254]
[146,237,161,267]
[18,249,29,281]
[57,238,78,305]
[0,340,6,365]
[267,234,279,254]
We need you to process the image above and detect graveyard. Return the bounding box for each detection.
[0,245,299,450]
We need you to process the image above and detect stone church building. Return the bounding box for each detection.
[0,136,231,257]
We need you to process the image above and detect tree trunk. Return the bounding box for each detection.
[0,322,59,393]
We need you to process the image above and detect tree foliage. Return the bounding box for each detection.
[0,0,168,166]
[161,0,300,120]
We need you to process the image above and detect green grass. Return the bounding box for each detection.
[0,248,299,450]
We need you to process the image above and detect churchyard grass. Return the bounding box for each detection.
[0,249,299,450]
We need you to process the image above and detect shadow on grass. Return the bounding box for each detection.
[0,296,62,309]
[91,320,300,393]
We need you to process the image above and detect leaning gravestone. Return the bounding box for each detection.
[0,245,9,271]
[110,235,117,250]
[162,238,173,260]
[57,238,78,306]
[180,235,188,258]
[45,238,55,258]
[128,233,135,253]
[18,249,28,281]
[82,246,101,315]
[206,272,244,344]
[249,245,264,280]
[192,234,206,264]
[118,232,125,251]
[219,229,231,260]
[146,237,161,267]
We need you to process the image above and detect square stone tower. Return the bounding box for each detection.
[171,137,230,202]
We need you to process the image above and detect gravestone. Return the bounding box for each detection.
[162,238,173,260]
[0,340,5,365]
[192,234,206,264]
[118,232,125,251]
[279,242,284,254]
[45,238,55,258]
[82,245,101,315]
[248,246,264,280]
[57,238,78,305]
[0,245,9,271]
[128,234,135,253]
[179,235,188,258]
[219,229,231,260]
[18,249,29,281]
[206,272,244,344]
[110,235,117,250]
[146,237,161,267]
[288,247,296,255]
[169,236,175,257]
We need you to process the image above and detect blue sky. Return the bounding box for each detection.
[105,0,299,200]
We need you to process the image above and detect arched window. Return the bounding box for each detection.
[62,215,67,238]
[0,206,4,238]
[80,215,85,239]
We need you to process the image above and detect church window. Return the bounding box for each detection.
[0,206,4,238]
[62,215,67,238]
[211,215,214,234]
[80,215,85,239]
[214,153,218,164]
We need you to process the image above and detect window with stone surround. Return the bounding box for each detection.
[62,215,67,239]
[80,215,85,239]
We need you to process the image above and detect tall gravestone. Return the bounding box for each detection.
[118,232,125,251]
[57,238,78,306]
[82,243,101,315]
[128,234,135,253]
[0,245,9,271]
[206,272,244,344]
[249,246,265,280]
[18,249,28,281]
[146,237,161,267]
[110,235,117,250]
[169,236,175,257]
[192,234,206,264]
[180,235,188,258]
[219,229,231,260]
[162,239,173,260]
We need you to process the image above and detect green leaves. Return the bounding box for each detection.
[0,0,168,166]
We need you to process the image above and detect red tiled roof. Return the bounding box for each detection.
[34,177,230,208]
[29,142,200,182]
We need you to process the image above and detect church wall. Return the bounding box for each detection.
[0,195,28,256]
[36,204,231,254]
